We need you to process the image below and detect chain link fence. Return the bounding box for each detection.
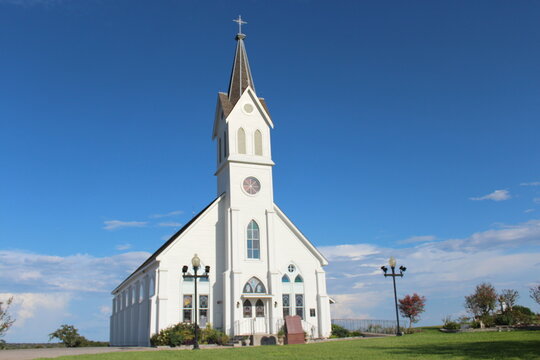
[331,319,397,334]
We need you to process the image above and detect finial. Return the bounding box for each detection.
[233,15,247,36]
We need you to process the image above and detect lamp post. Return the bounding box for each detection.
[182,254,210,350]
[381,256,406,336]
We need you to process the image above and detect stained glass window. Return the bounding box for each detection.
[243,277,266,294]
[199,295,208,326]
[296,294,304,320]
[243,299,252,318]
[282,275,290,283]
[256,299,264,317]
[295,275,303,283]
[283,294,290,317]
[183,295,193,322]
[247,220,260,259]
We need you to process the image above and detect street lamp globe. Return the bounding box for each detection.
[192,254,201,268]
[389,256,397,268]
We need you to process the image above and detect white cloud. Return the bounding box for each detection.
[534,198,540,204]
[520,182,540,186]
[524,209,535,213]
[319,244,380,261]
[103,220,147,230]
[0,292,72,327]
[100,305,111,315]
[470,189,511,201]
[397,235,437,244]
[158,222,182,227]
[149,210,183,219]
[323,218,540,323]
[0,250,150,293]
[115,243,132,251]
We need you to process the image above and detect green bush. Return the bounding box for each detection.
[150,323,228,347]
[494,312,514,326]
[200,325,229,345]
[511,305,537,325]
[331,324,350,338]
[150,323,195,347]
[442,316,460,330]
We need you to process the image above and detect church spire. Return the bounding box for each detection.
[227,15,256,106]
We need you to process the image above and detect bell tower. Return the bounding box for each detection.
[212,20,275,210]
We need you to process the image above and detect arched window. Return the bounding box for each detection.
[254,130,262,156]
[256,299,265,317]
[295,275,304,283]
[149,276,155,297]
[238,128,246,154]
[224,131,228,157]
[247,220,260,259]
[282,274,290,283]
[243,277,266,294]
[139,281,144,303]
[218,138,222,162]
[243,299,252,318]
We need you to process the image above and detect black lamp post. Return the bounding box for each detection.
[182,254,210,350]
[381,256,406,336]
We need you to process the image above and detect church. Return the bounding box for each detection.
[109,22,332,346]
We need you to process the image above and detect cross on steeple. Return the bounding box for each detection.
[233,15,247,34]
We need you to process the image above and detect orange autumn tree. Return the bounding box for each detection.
[398,293,426,330]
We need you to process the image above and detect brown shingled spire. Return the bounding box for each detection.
[227,32,256,107]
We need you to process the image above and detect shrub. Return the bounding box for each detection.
[511,305,537,325]
[277,325,285,338]
[442,316,460,330]
[200,325,229,345]
[331,324,350,338]
[150,323,228,347]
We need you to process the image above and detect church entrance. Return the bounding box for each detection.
[239,298,268,334]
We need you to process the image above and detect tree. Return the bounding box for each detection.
[498,289,519,312]
[0,297,15,339]
[465,283,497,326]
[530,285,540,306]
[398,293,426,330]
[49,325,87,347]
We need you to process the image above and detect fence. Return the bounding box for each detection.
[331,319,397,334]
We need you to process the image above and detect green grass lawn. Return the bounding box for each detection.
[41,328,540,360]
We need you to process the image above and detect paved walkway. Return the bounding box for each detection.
[0,336,387,360]
[0,347,157,360]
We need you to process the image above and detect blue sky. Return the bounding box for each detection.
[1,0,539,342]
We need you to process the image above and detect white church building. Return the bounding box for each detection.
[110,25,332,346]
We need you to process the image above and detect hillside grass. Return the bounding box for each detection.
[39,328,540,360]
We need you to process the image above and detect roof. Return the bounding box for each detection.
[227,33,256,107]
[112,194,224,294]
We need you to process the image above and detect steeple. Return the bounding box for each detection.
[227,16,256,106]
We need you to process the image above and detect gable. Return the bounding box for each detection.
[212,88,273,139]
[111,194,224,293]
[273,203,329,266]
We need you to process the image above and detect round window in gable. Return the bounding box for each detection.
[288,264,295,273]
[243,103,254,114]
